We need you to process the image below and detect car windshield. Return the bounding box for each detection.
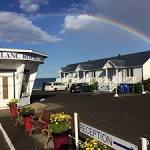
[47,83,52,86]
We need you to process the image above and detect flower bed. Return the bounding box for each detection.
[80,138,110,150]
[7,98,18,106]
[49,112,72,134]
[20,107,34,117]
[49,112,72,150]
[7,99,19,118]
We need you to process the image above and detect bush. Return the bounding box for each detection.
[143,79,150,91]
[7,99,18,106]
[90,82,98,91]
[20,107,35,117]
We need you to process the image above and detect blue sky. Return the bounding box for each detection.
[0,0,150,78]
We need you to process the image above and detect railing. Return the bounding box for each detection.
[98,78,110,91]
[109,81,118,91]
[125,77,134,83]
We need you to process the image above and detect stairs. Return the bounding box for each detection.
[98,80,118,92]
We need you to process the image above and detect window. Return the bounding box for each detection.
[127,69,130,77]
[93,71,96,77]
[127,68,133,77]
[130,69,133,77]
[69,73,73,78]
[54,82,59,85]
[47,83,52,86]
[61,73,64,78]
[79,71,83,78]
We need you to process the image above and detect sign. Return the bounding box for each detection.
[79,122,138,150]
[0,52,44,62]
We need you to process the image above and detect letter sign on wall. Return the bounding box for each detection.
[0,52,43,62]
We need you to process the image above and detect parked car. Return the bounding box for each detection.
[70,83,92,93]
[44,82,67,91]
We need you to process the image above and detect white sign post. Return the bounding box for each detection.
[79,122,138,150]
[141,138,149,150]
[74,113,79,150]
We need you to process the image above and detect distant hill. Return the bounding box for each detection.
[33,78,56,89]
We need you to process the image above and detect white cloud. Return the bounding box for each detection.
[0,11,60,43]
[64,3,90,14]
[61,14,98,33]
[18,0,49,13]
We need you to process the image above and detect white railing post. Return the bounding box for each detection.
[141,138,149,150]
[114,86,119,97]
[74,112,79,150]
[142,84,146,94]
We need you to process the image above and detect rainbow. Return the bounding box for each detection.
[44,13,150,43]
[85,14,150,43]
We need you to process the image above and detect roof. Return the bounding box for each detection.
[61,64,78,72]
[0,48,48,57]
[61,50,150,72]
[109,60,126,67]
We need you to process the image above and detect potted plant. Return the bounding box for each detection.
[80,138,110,150]
[49,112,72,150]
[20,106,35,135]
[7,99,19,119]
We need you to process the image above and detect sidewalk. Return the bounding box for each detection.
[0,104,55,150]
[0,130,10,150]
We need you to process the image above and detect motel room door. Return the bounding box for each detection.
[0,73,14,108]
[0,77,9,99]
[2,77,8,100]
[0,76,9,107]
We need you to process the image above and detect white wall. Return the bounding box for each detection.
[15,64,25,99]
[133,67,142,83]
[143,58,150,80]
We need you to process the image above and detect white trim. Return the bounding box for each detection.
[0,48,48,57]
[103,60,116,69]
[0,123,15,150]
[75,65,83,71]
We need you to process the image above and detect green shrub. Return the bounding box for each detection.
[7,99,18,106]
[20,107,35,117]
[90,82,98,91]
[143,79,150,91]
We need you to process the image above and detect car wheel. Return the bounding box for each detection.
[54,88,57,91]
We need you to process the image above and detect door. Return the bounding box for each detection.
[3,77,8,99]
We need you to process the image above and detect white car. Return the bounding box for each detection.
[44,82,67,91]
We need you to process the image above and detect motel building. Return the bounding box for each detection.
[57,50,150,92]
[0,48,47,109]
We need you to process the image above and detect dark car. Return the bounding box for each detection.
[70,83,92,93]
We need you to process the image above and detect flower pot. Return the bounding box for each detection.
[53,134,69,150]
[9,105,18,118]
[23,116,33,132]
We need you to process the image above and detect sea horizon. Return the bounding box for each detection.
[33,77,56,89]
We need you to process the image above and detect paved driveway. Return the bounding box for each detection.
[31,91,150,149]
[0,130,10,150]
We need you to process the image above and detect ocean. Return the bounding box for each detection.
[33,78,56,89]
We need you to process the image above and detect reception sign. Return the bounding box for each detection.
[80,122,138,150]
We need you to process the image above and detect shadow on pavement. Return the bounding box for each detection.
[31,90,56,103]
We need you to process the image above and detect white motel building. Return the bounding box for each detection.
[0,48,47,109]
[57,51,150,92]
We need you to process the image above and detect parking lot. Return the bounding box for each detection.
[32,90,150,149]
